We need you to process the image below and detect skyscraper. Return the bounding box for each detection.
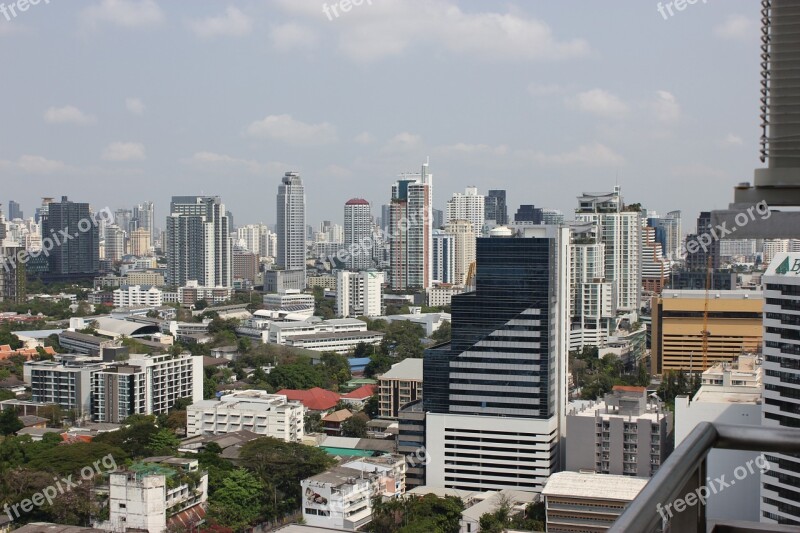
[685,212,721,271]
[43,196,100,280]
[761,252,800,525]
[344,198,373,271]
[446,186,484,234]
[422,226,571,492]
[388,162,433,290]
[575,187,642,313]
[132,201,155,242]
[276,172,307,290]
[485,190,508,225]
[432,230,455,285]
[515,205,544,224]
[166,196,231,288]
[444,220,476,286]
[8,201,22,221]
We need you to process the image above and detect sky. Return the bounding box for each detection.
[0,0,762,233]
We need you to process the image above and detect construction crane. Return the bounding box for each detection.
[701,256,712,371]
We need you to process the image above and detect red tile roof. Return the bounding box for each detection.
[277,387,341,411]
[341,384,377,400]
[613,385,647,393]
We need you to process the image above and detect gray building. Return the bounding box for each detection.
[276,172,306,290]
[8,200,22,221]
[43,196,100,280]
[566,386,673,478]
[166,196,231,288]
[25,358,108,418]
[485,189,507,225]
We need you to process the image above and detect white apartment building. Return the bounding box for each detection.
[186,390,304,442]
[26,358,108,418]
[444,220,476,286]
[426,285,464,307]
[446,186,485,235]
[675,355,763,522]
[336,270,384,317]
[284,330,384,354]
[263,290,315,316]
[268,317,368,344]
[93,352,203,422]
[301,455,406,530]
[762,253,800,525]
[178,280,233,307]
[113,285,163,308]
[575,187,642,313]
[97,457,208,533]
[569,224,615,351]
[763,239,790,265]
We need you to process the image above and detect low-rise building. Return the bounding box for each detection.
[322,409,353,436]
[566,386,673,478]
[301,455,406,530]
[178,281,232,307]
[278,387,341,413]
[263,290,316,317]
[113,285,163,308]
[426,285,464,308]
[284,330,384,354]
[378,359,423,419]
[25,358,108,418]
[186,390,304,442]
[541,471,648,532]
[336,270,384,318]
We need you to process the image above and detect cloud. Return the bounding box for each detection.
[82,0,165,29]
[436,143,510,157]
[714,15,757,41]
[720,133,743,147]
[125,97,146,115]
[569,89,629,118]
[274,0,590,63]
[381,132,423,154]
[520,142,625,167]
[184,151,287,175]
[17,155,67,174]
[652,90,681,123]
[189,6,252,38]
[270,23,318,51]
[44,106,96,125]
[354,132,375,145]
[245,114,338,145]
[103,142,146,161]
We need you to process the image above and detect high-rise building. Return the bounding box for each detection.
[276,172,307,290]
[432,230,455,285]
[444,219,476,286]
[422,226,571,492]
[166,196,231,288]
[485,190,508,225]
[132,201,155,243]
[129,227,151,257]
[344,199,373,270]
[541,208,565,226]
[569,224,615,351]
[233,249,259,284]
[43,196,100,279]
[388,162,433,290]
[0,244,26,303]
[642,220,670,294]
[104,224,126,261]
[764,239,790,265]
[432,208,444,230]
[336,270,384,317]
[7,201,22,221]
[762,252,800,525]
[575,187,642,312]
[446,186,484,234]
[515,205,543,224]
[685,211,721,271]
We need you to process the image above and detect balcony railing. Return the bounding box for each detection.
[610,422,800,533]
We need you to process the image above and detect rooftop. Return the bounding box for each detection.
[379,358,424,381]
[277,387,340,411]
[542,471,648,501]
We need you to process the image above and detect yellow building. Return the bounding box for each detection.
[652,290,763,374]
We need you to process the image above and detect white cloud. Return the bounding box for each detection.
[436,143,509,157]
[16,155,67,174]
[245,114,337,145]
[82,0,165,29]
[274,0,590,63]
[103,142,146,161]
[721,133,744,147]
[189,6,252,38]
[520,142,625,167]
[381,132,423,154]
[714,15,757,41]
[184,151,286,175]
[569,89,629,118]
[652,90,681,123]
[354,132,375,145]
[125,97,145,115]
[44,106,96,125]
[270,23,318,51]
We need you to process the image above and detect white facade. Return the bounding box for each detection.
[444,220,476,286]
[763,239,790,265]
[675,355,763,522]
[427,285,464,307]
[569,225,615,351]
[336,270,384,317]
[446,186,485,235]
[344,199,373,270]
[276,172,307,290]
[761,253,800,525]
[186,390,304,442]
[113,285,163,308]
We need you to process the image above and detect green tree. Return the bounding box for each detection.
[194,299,209,311]
[304,412,323,434]
[380,321,425,359]
[341,412,368,438]
[364,395,380,418]
[320,352,352,390]
[148,428,180,455]
[430,320,451,343]
[208,469,266,531]
[0,408,23,435]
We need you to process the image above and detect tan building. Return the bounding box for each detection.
[444,219,476,286]
[127,270,166,288]
[308,275,337,290]
[652,289,763,373]
[378,358,423,418]
[130,228,152,256]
